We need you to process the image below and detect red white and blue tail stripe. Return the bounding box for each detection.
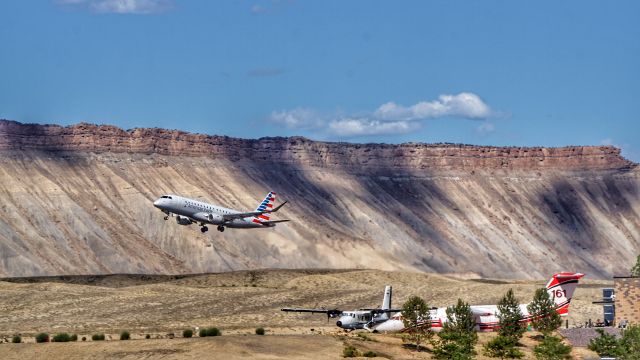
[253,192,276,224]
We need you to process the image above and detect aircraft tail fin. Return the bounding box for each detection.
[382,285,392,310]
[545,272,585,316]
[253,191,276,223]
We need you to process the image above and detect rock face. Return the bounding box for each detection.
[0,119,638,279]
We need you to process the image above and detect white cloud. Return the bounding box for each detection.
[375,92,491,121]
[267,92,497,138]
[328,119,417,137]
[55,0,172,14]
[269,108,322,130]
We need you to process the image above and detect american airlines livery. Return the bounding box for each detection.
[153,191,289,233]
[367,272,584,333]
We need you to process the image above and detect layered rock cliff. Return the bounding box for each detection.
[0,119,638,278]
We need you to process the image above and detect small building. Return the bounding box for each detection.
[614,276,640,326]
[592,288,615,326]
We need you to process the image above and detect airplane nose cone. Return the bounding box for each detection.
[153,199,161,208]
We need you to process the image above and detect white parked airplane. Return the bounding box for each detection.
[282,285,401,331]
[367,272,584,333]
[153,191,289,233]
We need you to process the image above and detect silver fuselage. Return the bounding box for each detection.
[153,195,270,229]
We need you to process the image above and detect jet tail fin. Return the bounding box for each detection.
[545,272,585,316]
[253,192,277,223]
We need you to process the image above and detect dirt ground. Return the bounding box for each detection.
[0,269,607,359]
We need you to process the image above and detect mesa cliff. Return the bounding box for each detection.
[0,119,638,279]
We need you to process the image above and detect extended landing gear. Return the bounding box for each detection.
[164,216,169,220]
[217,225,225,232]
[200,226,209,233]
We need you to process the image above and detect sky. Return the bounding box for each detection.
[1,0,639,160]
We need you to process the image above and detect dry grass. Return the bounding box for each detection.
[0,269,606,358]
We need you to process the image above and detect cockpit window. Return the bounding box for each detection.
[160,195,173,199]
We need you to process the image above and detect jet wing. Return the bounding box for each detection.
[222,201,288,221]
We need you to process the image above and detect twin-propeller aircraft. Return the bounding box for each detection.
[282,286,401,330]
[153,191,289,233]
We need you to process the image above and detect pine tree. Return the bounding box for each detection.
[527,288,562,336]
[432,298,478,359]
[401,295,431,351]
[497,289,525,342]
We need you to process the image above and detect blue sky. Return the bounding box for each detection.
[1,0,639,160]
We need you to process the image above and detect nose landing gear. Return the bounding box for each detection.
[217,225,225,232]
[200,226,209,233]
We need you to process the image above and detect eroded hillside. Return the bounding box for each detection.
[0,120,638,278]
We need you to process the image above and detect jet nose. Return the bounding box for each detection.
[153,199,162,208]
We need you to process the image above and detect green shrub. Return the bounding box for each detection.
[183,329,193,338]
[342,345,360,357]
[52,333,72,342]
[120,331,130,340]
[588,329,620,356]
[255,327,265,335]
[35,332,49,343]
[363,350,377,357]
[92,333,105,341]
[618,324,640,359]
[12,335,21,343]
[533,335,572,360]
[483,335,524,359]
[70,334,78,342]
[199,327,221,337]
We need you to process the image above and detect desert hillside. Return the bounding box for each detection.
[0,120,638,278]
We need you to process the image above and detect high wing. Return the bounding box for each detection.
[221,201,288,221]
[281,308,342,317]
[360,308,403,314]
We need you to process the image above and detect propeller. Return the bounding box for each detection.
[327,309,342,322]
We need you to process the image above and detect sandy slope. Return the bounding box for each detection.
[0,120,638,279]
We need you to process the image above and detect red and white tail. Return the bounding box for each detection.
[253,191,276,224]
[545,272,585,316]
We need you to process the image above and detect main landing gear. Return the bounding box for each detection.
[200,225,225,233]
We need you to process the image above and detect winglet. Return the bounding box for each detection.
[268,200,288,213]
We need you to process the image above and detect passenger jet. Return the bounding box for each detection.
[153,192,289,233]
[367,272,584,333]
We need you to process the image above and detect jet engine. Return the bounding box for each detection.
[206,213,224,224]
[175,216,192,225]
